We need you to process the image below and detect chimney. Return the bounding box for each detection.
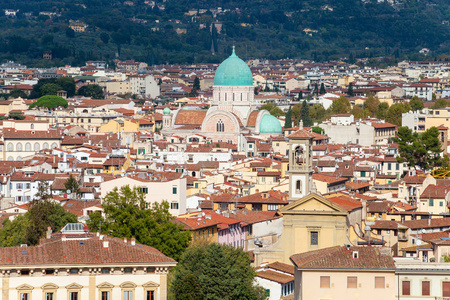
[131,238,136,246]
[46,226,52,239]
[103,240,109,248]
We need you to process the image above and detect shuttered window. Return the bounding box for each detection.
[347,277,357,289]
[402,281,410,296]
[375,277,385,289]
[443,282,450,297]
[320,276,330,288]
[422,281,430,296]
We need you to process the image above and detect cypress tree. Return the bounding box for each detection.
[285,106,293,129]
[300,100,313,127]
[319,83,326,94]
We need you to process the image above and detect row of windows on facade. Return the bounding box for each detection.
[218,93,250,102]
[139,187,178,195]
[20,290,155,300]
[14,267,156,276]
[7,142,58,152]
[219,203,278,211]
[320,276,386,289]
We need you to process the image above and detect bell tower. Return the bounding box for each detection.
[287,125,314,202]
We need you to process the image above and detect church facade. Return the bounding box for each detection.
[161,48,282,144]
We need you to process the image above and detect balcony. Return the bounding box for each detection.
[398,233,408,242]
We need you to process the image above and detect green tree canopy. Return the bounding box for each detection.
[56,77,76,97]
[394,126,443,171]
[171,243,267,300]
[376,102,389,120]
[77,84,104,99]
[259,103,285,117]
[329,96,351,114]
[309,103,327,123]
[433,99,448,109]
[64,174,81,198]
[319,83,326,95]
[29,95,68,110]
[284,106,293,129]
[364,94,380,117]
[347,82,354,97]
[386,102,410,126]
[351,105,365,119]
[40,83,61,96]
[87,185,191,260]
[300,100,313,126]
[410,96,424,111]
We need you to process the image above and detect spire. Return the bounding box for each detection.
[231,45,236,57]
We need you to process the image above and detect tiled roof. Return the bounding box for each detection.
[256,270,294,284]
[367,201,392,213]
[327,196,362,212]
[370,220,399,230]
[3,128,61,139]
[420,184,449,198]
[287,129,315,139]
[290,246,395,270]
[175,110,207,125]
[226,209,280,225]
[402,218,450,230]
[312,173,347,184]
[265,261,295,275]
[174,217,220,230]
[247,111,260,127]
[0,235,176,265]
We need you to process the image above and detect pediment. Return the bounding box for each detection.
[66,283,83,290]
[143,281,160,288]
[16,284,33,290]
[42,283,59,290]
[97,282,114,289]
[120,281,137,288]
[280,193,347,214]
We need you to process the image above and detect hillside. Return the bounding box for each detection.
[0,0,449,67]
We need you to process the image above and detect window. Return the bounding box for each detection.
[402,281,410,296]
[69,268,79,274]
[7,143,13,151]
[140,187,148,194]
[20,293,29,300]
[146,291,155,300]
[45,292,54,300]
[444,282,450,297]
[396,163,399,170]
[70,292,79,300]
[388,163,391,170]
[216,119,225,132]
[347,277,357,288]
[123,291,133,300]
[429,199,434,207]
[101,291,110,300]
[310,231,318,246]
[146,267,156,273]
[375,277,385,288]
[16,143,22,151]
[296,180,301,193]
[441,201,444,207]
[194,183,199,188]
[45,269,54,275]
[172,187,177,194]
[320,276,330,288]
[124,267,133,274]
[170,202,179,210]
[101,268,110,274]
[361,171,366,177]
[422,281,430,296]
[268,204,278,211]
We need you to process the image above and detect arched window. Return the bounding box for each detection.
[296,180,302,193]
[30,124,34,130]
[16,143,22,152]
[216,119,224,132]
[43,142,49,150]
[7,143,13,152]
[34,143,40,152]
[7,156,13,161]
[25,143,31,152]
[192,171,196,177]
[51,143,57,149]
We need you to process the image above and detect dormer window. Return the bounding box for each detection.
[352,251,359,259]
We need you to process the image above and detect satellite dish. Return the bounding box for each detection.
[422,229,426,234]
[416,240,422,246]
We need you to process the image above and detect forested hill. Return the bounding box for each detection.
[0,0,449,67]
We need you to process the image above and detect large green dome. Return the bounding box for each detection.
[214,47,253,86]
[260,114,282,133]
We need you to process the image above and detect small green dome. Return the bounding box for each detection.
[163,107,171,115]
[260,114,282,133]
[214,47,253,86]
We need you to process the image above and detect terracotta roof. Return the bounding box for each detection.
[265,261,295,275]
[327,196,362,212]
[402,218,450,230]
[247,111,260,127]
[173,217,220,230]
[256,270,294,284]
[290,246,395,269]
[312,173,347,184]
[3,128,61,139]
[226,209,280,225]
[370,220,399,230]
[287,129,315,139]
[367,201,392,213]
[420,184,450,198]
[0,235,176,265]
[175,110,207,125]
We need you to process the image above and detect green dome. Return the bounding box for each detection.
[214,47,253,86]
[163,107,171,115]
[260,114,282,133]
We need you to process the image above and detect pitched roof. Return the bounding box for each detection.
[290,246,394,270]
[256,270,294,284]
[287,129,315,139]
[402,218,450,230]
[174,110,207,125]
[327,196,362,212]
[420,184,450,198]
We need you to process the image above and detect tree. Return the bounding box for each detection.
[40,83,61,96]
[284,106,293,129]
[56,77,76,97]
[259,103,285,117]
[319,83,326,95]
[312,126,324,134]
[87,185,191,261]
[65,27,75,38]
[64,174,81,198]
[300,100,313,127]
[189,77,200,97]
[77,84,104,99]
[386,102,410,126]
[351,105,365,119]
[363,94,380,117]
[376,102,389,120]
[410,96,424,111]
[298,90,303,100]
[329,96,351,114]
[100,32,110,44]
[309,103,326,123]
[29,95,68,110]
[433,99,448,109]
[394,126,443,171]
[347,82,354,97]
[313,83,319,96]
[171,243,267,300]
